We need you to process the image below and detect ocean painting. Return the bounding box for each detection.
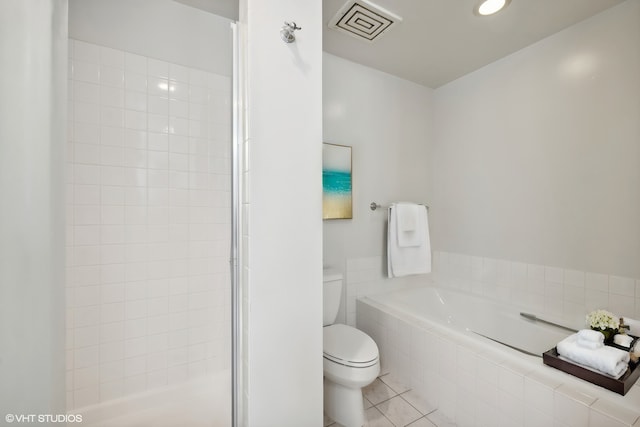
[323,143,352,219]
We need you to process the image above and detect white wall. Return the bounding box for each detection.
[432,0,640,279]
[323,53,434,323]
[241,0,324,425]
[69,0,232,77]
[0,0,67,415]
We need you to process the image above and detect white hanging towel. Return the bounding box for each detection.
[387,203,431,278]
[395,203,421,247]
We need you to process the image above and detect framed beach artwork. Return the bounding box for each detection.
[323,143,352,220]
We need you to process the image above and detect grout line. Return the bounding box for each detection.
[398,389,438,417]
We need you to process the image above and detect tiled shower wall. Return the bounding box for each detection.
[65,39,231,410]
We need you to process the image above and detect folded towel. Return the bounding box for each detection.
[577,337,603,350]
[576,329,604,349]
[387,204,431,278]
[396,203,422,247]
[577,329,605,343]
[396,203,418,232]
[556,334,629,378]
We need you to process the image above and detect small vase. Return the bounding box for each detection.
[593,327,616,343]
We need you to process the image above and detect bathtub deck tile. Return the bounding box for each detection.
[501,357,535,376]
[555,383,598,406]
[456,344,478,375]
[625,384,640,410]
[498,363,525,399]
[554,384,595,427]
[476,354,501,386]
[527,366,564,389]
[524,375,558,414]
[524,405,554,427]
[498,389,524,425]
[589,410,630,427]
[590,398,640,426]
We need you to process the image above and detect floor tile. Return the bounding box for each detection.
[364,406,395,427]
[364,378,398,405]
[401,390,437,416]
[364,396,374,409]
[407,417,438,427]
[380,373,411,394]
[376,395,422,427]
[426,410,457,427]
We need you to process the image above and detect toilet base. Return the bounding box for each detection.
[324,377,365,427]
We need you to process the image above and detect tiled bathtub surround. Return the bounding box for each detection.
[432,251,640,324]
[357,298,640,427]
[66,39,231,410]
[342,251,640,329]
[344,256,427,325]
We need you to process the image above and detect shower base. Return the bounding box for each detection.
[75,370,231,427]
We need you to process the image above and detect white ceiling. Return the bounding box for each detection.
[175,0,625,88]
[323,0,624,88]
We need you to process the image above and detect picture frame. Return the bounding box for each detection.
[322,143,352,220]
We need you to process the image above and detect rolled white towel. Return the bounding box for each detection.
[557,334,630,379]
[577,329,605,343]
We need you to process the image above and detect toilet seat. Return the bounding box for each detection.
[323,324,379,368]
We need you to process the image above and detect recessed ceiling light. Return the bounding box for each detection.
[474,0,511,16]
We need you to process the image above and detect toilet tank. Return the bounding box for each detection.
[323,269,343,326]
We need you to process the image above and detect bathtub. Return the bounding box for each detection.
[357,286,640,427]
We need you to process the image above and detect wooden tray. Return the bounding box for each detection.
[543,345,640,395]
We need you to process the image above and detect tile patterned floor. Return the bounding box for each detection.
[324,374,457,427]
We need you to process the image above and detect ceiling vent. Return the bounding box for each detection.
[328,0,402,43]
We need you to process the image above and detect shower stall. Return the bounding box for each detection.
[1,1,241,426]
[65,2,239,425]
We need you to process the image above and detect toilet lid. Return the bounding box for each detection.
[323,324,379,368]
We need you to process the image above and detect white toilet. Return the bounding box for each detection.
[323,270,380,427]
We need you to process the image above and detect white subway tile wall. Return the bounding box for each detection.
[431,251,640,323]
[344,256,425,326]
[343,251,640,328]
[66,40,231,410]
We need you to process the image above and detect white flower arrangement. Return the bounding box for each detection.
[586,309,619,331]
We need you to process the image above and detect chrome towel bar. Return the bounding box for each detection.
[370,201,429,211]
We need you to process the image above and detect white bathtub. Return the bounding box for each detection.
[367,286,574,357]
[357,286,640,427]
